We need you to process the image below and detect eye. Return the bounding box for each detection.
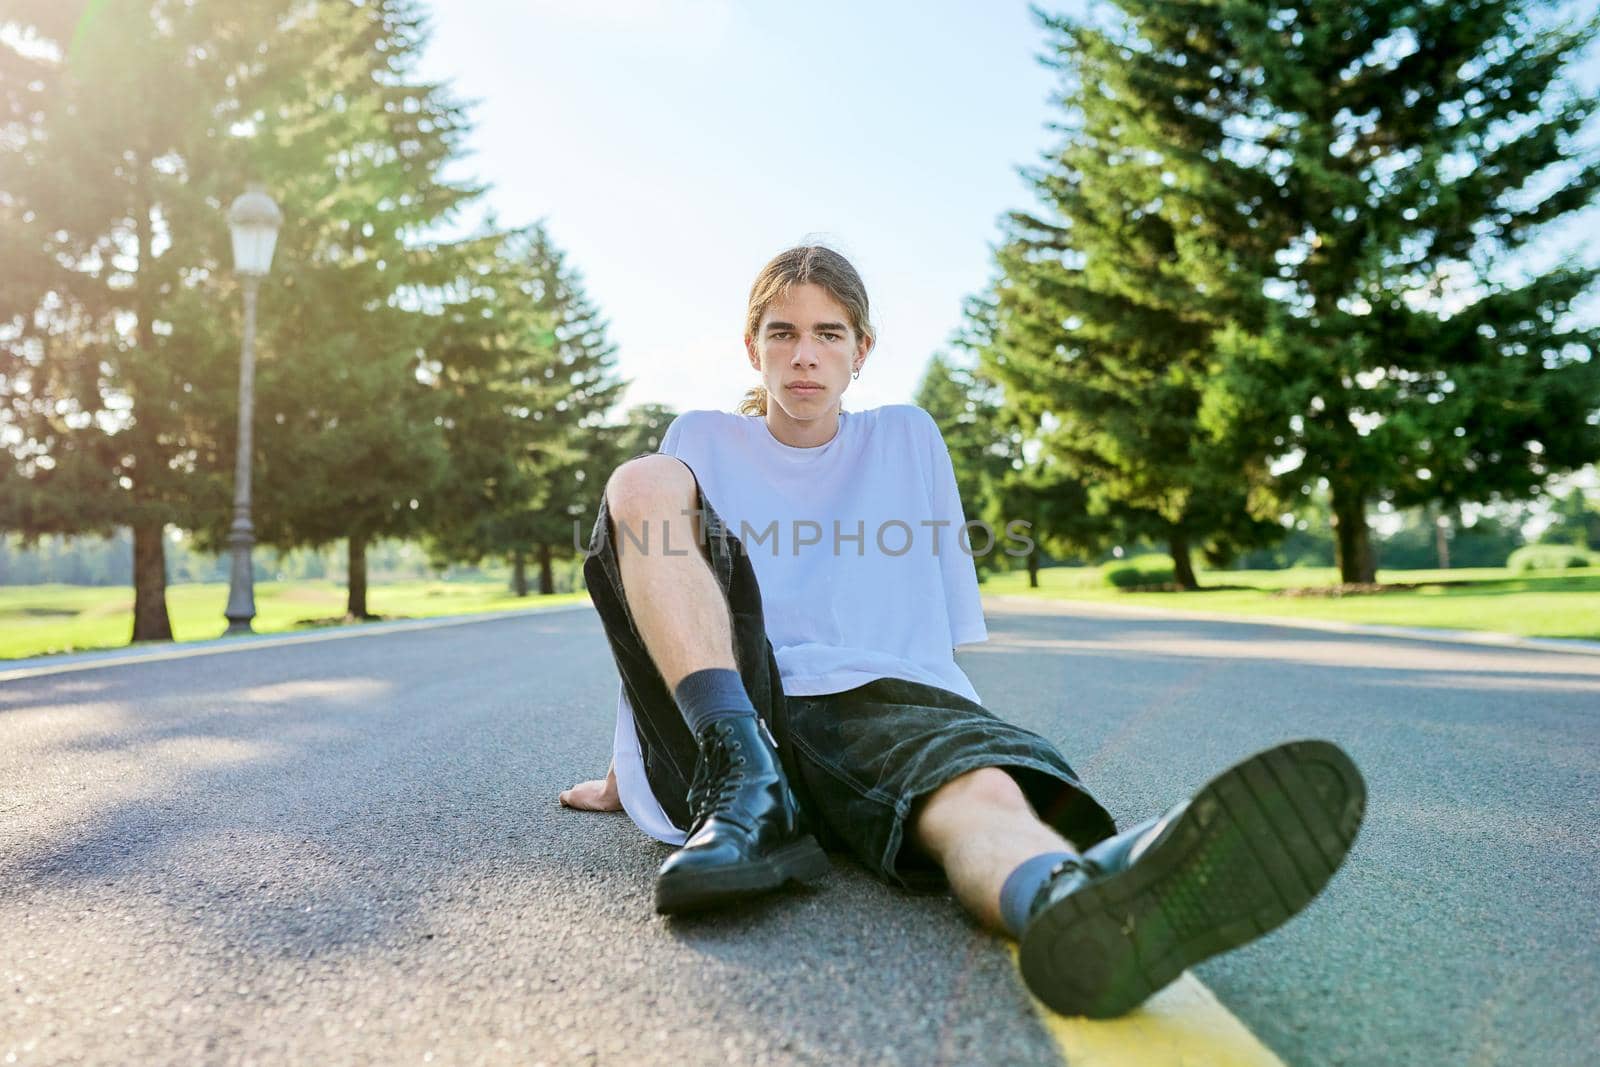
[820,332,842,342]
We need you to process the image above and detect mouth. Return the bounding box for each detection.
[787,382,826,393]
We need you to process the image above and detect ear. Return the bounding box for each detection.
[855,331,874,366]
[744,334,760,371]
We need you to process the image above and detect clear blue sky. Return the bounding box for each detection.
[415,1,1079,416]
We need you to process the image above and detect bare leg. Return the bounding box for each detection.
[605,454,738,688]
[562,454,739,806]
[910,767,1078,932]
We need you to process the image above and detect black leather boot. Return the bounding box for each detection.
[1018,739,1366,1018]
[654,714,829,915]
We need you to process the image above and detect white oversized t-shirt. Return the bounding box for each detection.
[609,403,989,844]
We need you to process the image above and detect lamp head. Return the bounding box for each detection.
[228,184,282,277]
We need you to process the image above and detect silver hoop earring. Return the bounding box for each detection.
[852,368,860,380]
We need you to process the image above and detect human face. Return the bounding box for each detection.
[745,282,871,432]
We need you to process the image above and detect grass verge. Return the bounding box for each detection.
[5,565,1596,661]
[0,580,585,661]
[978,565,1600,641]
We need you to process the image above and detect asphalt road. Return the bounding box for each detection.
[2,600,1596,1066]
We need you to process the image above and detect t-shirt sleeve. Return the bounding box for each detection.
[920,408,988,648]
[658,412,685,456]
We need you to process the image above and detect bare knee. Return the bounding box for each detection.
[912,767,1032,852]
[605,454,696,523]
[929,767,1030,815]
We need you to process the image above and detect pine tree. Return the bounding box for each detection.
[986,1,1600,586]
[510,226,625,596]
[1,1,495,629]
[423,224,624,597]
[1,1,295,641]
[561,402,677,583]
[1162,0,1600,581]
[914,354,998,528]
[610,403,678,459]
[915,352,1016,577]
[223,0,487,619]
[977,4,1289,589]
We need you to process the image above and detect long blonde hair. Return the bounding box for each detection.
[739,245,877,416]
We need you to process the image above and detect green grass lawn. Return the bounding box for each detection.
[0,580,586,661]
[979,565,1600,641]
[5,564,1596,662]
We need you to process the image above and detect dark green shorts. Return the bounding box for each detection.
[583,454,1117,891]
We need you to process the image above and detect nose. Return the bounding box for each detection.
[790,336,820,368]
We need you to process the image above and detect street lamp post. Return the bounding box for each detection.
[223,184,282,635]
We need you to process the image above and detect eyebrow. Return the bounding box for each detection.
[765,321,849,333]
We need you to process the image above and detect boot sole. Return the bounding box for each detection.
[654,836,831,915]
[1018,739,1366,1018]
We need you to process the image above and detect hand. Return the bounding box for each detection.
[560,763,622,812]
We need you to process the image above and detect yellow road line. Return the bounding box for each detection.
[1011,949,1288,1066]
[0,603,590,684]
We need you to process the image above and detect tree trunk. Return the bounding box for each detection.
[347,533,369,619]
[538,542,554,595]
[1434,506,1451,570]
[1331,486,1377,583]
[1168,528,1199,591]
[131,521,174,643]
[1026,548,1039,589]
[511,549,529,597]
[128,172,172,646]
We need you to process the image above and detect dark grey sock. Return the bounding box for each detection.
[999,851,1078,937]
[673,667,756,733]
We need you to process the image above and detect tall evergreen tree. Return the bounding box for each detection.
[423,224,624,597]
[1062,0,1600,582]
[978,4,1288,589]
[610,402,677,459]
[918,341,1123,583]
[218,0,486,619]
[515,230,626,597]
[2,1,492,630]
[1,1,292,641]
[915,351,1018,577]
[914,353,998,527]
[563,401,677,580]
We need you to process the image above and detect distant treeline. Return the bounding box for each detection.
[0,531,592,592]
[11,489,1583,589]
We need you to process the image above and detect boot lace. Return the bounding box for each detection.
[685,721,750,835]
